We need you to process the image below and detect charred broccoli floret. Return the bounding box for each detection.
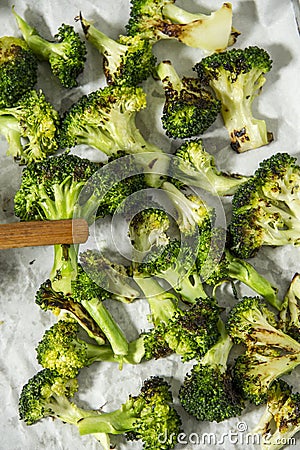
[227,297,300,404]
[156,60,221,139]
[126,1,236,52]
[172,139,249,196]
[0,89,60,164]
[194,46,273,152]
[279,273,300,342]
[14,154,101,293]
[36,317,145,378]
[13,8,86,88]
[229,152,300,259]
[0,36,38,107]
[80,14,156,86]
[179,320,244,422]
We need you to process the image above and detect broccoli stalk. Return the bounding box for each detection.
[0,36,38,107]
[0,89,60,164]
[134,276,221,361]
[79,14,156,86]
[173,139,249,196]
[226,297,300,404]
[179,319,245,422]
[279,273,300,342]
[13,8,86,88]
[194,46,273,152]
[126,1,237,52]
[229,153,300,259]
[36,317,145,378]
[76,376,182,450]
[156,60,221,139]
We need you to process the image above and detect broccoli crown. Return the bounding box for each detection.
[78,376,182,449]
[173,138,248,196]
[71,264,110,303]
[179,363,244,422]
[0,89,60,164]
[48,24,87,88]
[36,318,89,378]
[59,84,147,152]
[157,61,220,139]
[18,368,78,425]
[194,46,272,152]
[143,296,222,361]
[126,0,167,39]
[0,36,38,107]
[14,153,99,222]
[229,153,300,259]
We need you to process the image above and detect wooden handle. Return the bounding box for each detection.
[0,219,89,250]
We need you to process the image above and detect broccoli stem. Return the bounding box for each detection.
[225,250,282,310]
[156,267,207,303]
[80,297,129,358]
[163,4,213,23]
[51,244,79,295]
[78,405,138,435]
[156,60,182,92]
[201,319,233,369]
[0,115,22,159]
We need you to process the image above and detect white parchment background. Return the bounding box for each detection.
[0,1,300,449]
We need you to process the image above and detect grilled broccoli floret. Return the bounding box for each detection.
[254,380,300,450]
[229,152,300,259]
[59,84,161,156]
[14,154,101,294]
[279,273,300,342]
[0,89,60,164]
[80,14,156,86]
[196,224,281,310]
[173,139,249,196]
[134,276,221,361]
[13,8,86,88]
[156,60,221,139]
[179,320,244,422]
[126,1,236,52]
[0,36,38,107]
[36,317,145,378]
[226,296,300,404]
[194,46,273,152]
[77,375,182,450]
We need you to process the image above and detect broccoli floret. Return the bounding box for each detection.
[0,89,60,164]
[254,380,300,450]
[80,249,141,303]
[179,320,244,422]
[194,46,273,152]
[134,276,221,361]
[227,297,300,404]
[173,139,249,196]
[196,224,282,310]
[156,60,221,139]
[59,84,161,155]
[36,317,145,378]
[229,153,300,259]
[126,1,236,52]
[13,8,86,88]
[279,273,300,343]
[76,375,182,449]
[14,153,102,293]
[79,14,156,86]
[0,36,38,107]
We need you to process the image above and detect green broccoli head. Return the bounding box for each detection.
[80,14,156,86]
[18,368,79,425]
[156,60,220,139]
[229,153,300,259]
[0,89,60,164]
[0,36,38,107]
[13,9,86,88]
[194,46,273,152]
[78,376,182,449]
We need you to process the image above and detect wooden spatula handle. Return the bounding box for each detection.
[0,219,89,250]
